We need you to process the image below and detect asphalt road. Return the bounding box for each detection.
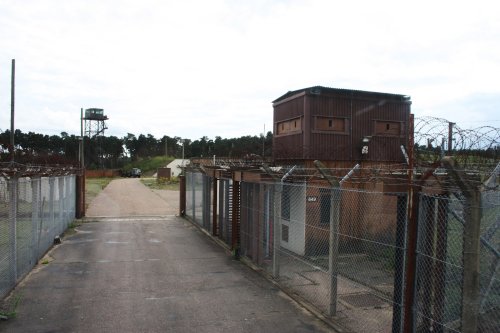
[0,179,333,332]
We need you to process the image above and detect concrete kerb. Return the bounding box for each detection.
[182,215,348,333]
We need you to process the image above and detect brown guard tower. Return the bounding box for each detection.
[272,86,411,167]
[84,108,108,168]
[272,86,412,257]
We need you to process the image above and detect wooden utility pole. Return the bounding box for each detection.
[165,137,168,157]
[10,59,15,162]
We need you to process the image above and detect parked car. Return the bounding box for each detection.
[121,168,142,178]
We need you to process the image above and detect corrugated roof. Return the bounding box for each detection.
[272,86,411,104]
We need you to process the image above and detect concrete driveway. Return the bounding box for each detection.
[85,178,179,217]
[0,179,333,332]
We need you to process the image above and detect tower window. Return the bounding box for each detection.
[276,118,301,135]
[375,121,401,136]
[315,116,347,132]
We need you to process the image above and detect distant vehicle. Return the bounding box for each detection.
[121,168,142,178]
[130,168,142,178]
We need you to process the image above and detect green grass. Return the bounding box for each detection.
[141,177,179,191]
[123,156,175,177]
[64,220,83,237]
[85,177,114,209]
[0,293,21,320]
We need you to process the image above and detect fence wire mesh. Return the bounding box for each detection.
[0,175,76,299]
[185,171,206,227]
[185,170,409,332]
[414,191,500,333]
[184,168,499,333]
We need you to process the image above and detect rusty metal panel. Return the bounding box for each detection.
[273,133,303,160]
[274,94,305,161]
[309,133,350,160]
[273,86,411,163]
[274,95,304,121]
[309,92,410,163]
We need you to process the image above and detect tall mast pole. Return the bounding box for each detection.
[10,59,15,162]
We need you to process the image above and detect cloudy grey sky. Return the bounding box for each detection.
[0,0,499,140]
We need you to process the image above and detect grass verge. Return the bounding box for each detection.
[141,177,180,191]
[85,177,115,209]
[0,293,21,320]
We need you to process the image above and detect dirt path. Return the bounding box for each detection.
[85,178,178,217]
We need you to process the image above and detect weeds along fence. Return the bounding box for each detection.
[183,165,499,333]
[0,173,77,299]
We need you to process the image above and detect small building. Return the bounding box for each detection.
[167,159,190,178]
[273,86,412,255]
[273,86,411,167]
[84,108,108,120]
[183,86,413,257]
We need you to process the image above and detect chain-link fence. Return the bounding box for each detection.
[414,191,500,332]
[239,181,407,333]
[185,171,213,231]
[0,175,76,299]
[217,178,234,246]
[184,170,409,332]
[184,167,500,332]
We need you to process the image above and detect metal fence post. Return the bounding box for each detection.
[224,180,230,242]
[442,157,482,333]
[392,194,408,333]
[329,187,341,316]
[58,177,64,234]
[313,160,341,316]
[179,175,186,216]
[433,195,449,333]
[231,180,241,257]
[9,178,18,283]
[202,175,208,229]
[213,176,218,236]
[31,178,40,265]
[192,173,196,219]
[273,183,282,278]
[461,190,482,333]
[65,176,71,224]
[218,179,225,238]
[49,177,55,237]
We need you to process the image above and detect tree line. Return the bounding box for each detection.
[0,129,273,169]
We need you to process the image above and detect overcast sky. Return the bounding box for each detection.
[0,0,499,141]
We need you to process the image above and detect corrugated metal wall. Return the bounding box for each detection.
[273,95,305,160]
[273,88,411,163]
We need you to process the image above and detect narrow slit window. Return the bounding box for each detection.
[315,116,346,132]
[276,117,301,135]
[375,120,401,136]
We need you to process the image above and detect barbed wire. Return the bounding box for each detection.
[0,162,81,179]
[184,117,500,192]
[414,116,499,169]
